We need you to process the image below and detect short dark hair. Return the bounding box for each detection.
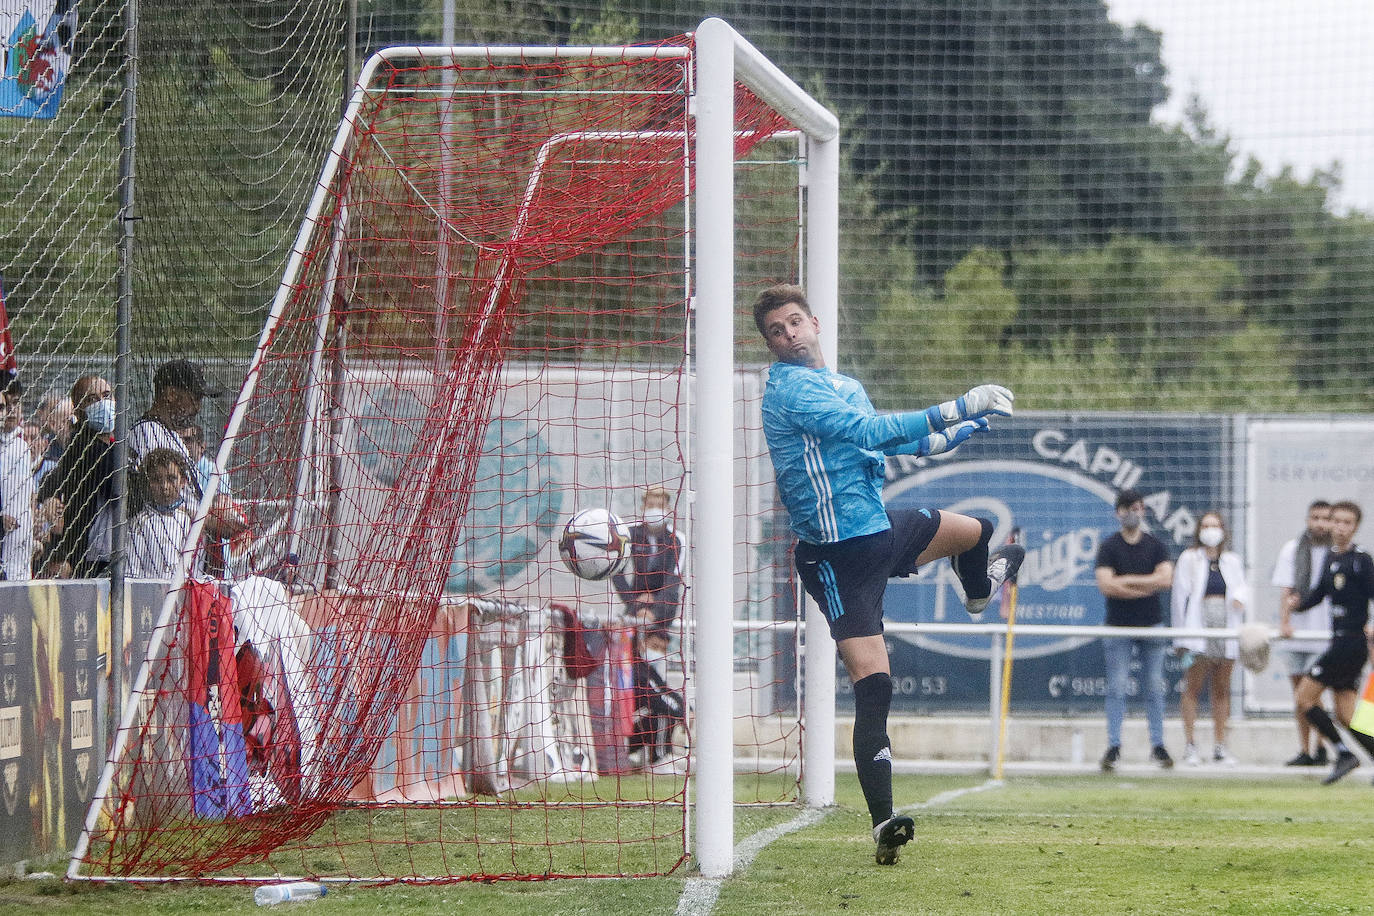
[153,359,222,398]
[2,374,24,398]
[1115,488,1144,510]
[1330,499,1363,525]
[752,284,809,335]
[69,374,109,410]
[1309,499,1332,512]
[141,447,188,479]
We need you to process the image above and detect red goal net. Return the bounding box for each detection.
[74,35,808,883]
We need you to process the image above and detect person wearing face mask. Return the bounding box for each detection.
[1171,511,1250,766]
[127,448,199,579]
[612,486,688,773]
[37,373,116,578]
[1095,487,1176,772]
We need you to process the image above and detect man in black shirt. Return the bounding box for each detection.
[1287,500,1374,785]
[1095,488,1176,772]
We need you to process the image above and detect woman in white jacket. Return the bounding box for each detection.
[1171,511,1250,765]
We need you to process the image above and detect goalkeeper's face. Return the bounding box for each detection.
[760,302,823,368]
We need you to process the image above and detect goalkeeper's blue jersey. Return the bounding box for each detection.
[762,361,933,545]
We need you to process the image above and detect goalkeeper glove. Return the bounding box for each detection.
[926,384,1014,429]
[917,418,989,457]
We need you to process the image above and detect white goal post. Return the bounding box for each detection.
[694,17,839,878]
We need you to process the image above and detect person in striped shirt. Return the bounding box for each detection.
[127,447,198,580]
[755,283,1022,866]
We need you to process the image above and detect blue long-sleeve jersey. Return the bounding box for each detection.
[761,361,937,544]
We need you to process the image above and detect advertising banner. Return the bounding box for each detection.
[867,413,1229,713]
[57,580,103,854]
[0,583,34,862]
[1244,419,1374,712]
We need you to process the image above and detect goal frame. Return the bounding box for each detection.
[69,17,839,883]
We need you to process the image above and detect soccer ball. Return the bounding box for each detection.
[558,508,629,581]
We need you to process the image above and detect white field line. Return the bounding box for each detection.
[676,779,1002,916]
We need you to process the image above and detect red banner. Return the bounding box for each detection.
[0,276,15,380]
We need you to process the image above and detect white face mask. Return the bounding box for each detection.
[643,509,668,528]
[86,398,116,434]
[1199,527,1224,548]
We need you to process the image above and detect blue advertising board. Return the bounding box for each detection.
[846,413,1230,713]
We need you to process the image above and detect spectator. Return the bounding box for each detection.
[1171,511,1249,766]
[33,391,73,479]
[0,378,35,581]
[127,448,197,579]
[128,360,247,549]
[37,374,116,577]
[1096,487,1176,772]
[127,359,218,513]
[178,423,217,496]
[1286,500,1374,785]
[22,420,49,474]
[753,283,1019,865]
[613,486,684,641]
[613,485,687,773]
[1270,500,1335,766]
[178,422,242,577]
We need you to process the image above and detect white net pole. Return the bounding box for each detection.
[694,16,839,877]
[803,128,840,809]
[692,16,738,880]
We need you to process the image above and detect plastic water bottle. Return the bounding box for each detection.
[254,881,327,905]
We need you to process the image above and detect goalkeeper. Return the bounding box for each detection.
[754,284,1022,866]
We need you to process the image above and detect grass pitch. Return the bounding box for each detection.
[11,772,1371,914]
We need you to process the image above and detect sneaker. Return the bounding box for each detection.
[1284,751,1316,767]
[1100,745,1121,772]
[966,545,1027,618]
[1213,744,1237,766]
[872,815,915,866]
[1150,745,1174,769]
[1314,746,1330,766]
[1183,743,1202,766]
[1322,751,1360,785]
[648,757,687,777]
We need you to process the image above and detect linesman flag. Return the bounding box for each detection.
[0,275,16,382]
[1350,671,1374,738]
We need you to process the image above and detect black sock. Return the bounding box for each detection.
[852,673,895,828]
[953,518,994,601]
[1305,706,1348,751]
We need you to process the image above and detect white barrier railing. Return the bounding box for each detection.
[732,619,1332,778]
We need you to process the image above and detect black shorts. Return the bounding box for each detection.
[1309,634,1369,692]
[794,507,943,641]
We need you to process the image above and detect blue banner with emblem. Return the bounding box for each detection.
[0,2,77,120]
[844,413,1232,713]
